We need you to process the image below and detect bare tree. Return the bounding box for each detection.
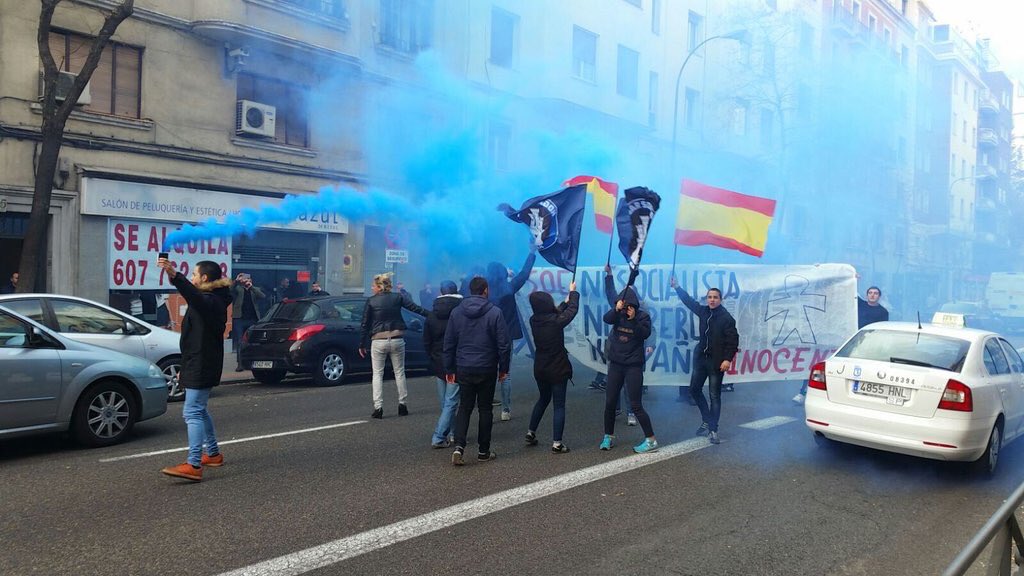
[19,0,134,292]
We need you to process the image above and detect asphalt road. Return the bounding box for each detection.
[2,360,1022,576]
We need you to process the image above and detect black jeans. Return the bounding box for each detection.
[690,355,723,431]
[529,379,568,442]
[604,362,653,437]
[453,370,498,454]
[232,317,257,364]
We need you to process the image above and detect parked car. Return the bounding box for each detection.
[804,317,1024,475]
[0,294,183,401]
[0,305,168,447]
[936,301,1005,334]
[240,296,429,386]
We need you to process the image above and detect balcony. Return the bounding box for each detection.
[830,7,858,37]
[976,164,997,181]
[978,128,997,147]
[979,90,999,114]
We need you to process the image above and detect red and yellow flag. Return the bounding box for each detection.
[675,179,776,257]
[564,175,619,234]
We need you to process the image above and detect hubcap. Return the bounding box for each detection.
[322,354,344,381]
[87,391,130,439]
[163,364,183,399]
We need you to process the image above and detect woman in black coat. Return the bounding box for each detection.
[525,281,579,453]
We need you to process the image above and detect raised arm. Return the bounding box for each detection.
[556,291,580,328]
[510,250,537,293]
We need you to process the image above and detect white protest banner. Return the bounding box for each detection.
[514,264,858,384]
[108,219,232,290]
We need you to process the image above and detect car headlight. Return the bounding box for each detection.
[149,363,163,379]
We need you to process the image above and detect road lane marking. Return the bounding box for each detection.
[99,421,367,463]
[739,416,797,430]
[217,436,714,576]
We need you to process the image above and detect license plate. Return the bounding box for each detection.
[852,380,911,405]
[251,361,274,369]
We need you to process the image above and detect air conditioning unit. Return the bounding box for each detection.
[39,70,91,106]
[236,100,276,138]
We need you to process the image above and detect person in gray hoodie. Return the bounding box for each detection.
[443,276,511,465]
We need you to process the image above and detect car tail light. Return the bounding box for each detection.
[937,379,973,412]
[288,324,326,341]
[807,361,827,390]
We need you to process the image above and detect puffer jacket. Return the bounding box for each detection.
[603,286,651,366]
[360,291,429,348]
[170,274,233,389]
[423,293,462,379]
[529,290,580,382]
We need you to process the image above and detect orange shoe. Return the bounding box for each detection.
[161,462,202,482]
[201,453,224,467]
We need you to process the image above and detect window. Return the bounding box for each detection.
[237,74,309,147]
[651,0,661,35]
[952,112,957,135]
[1,299,45,324]
[51,300,126,334]
[0,312,28,348]
[951,153,957,177]
[962,120,967,142]
[900,44,909,67]
[688,11,703,52]
[490,8,517,67]
[868,15,876,34]
[488,119,511,171]
[760,108,774,147]
[835,330,970,373]
[648,72,658,127]
[330,300,364,322]
[684,88,700,129]
[732,98,748,136]
[379,0,433,54]
[280,0,346,18]
[1000,339,1024,373]
[48,30,142,118]
[984,339,1011,375]
[572,26,597,82]
[616,45,639,99]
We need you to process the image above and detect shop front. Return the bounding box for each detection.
[79,176,349,324]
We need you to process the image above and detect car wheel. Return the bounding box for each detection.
[251,369,287,385]
[313,348,346,386]
[971,421,1002,477]
[158,357,184,402]
[72,380,137,447]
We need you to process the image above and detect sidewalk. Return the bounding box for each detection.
[222,365,255,384]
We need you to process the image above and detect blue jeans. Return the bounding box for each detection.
[183,388,219,467]
[690,356,723,432]
[432,377,460,445]
[529,379,568,442]
[499,372,512,412]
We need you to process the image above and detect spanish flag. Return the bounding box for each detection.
[564,175,618,234]
[675,179,776,257]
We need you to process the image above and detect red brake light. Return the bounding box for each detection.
[807,361,827,390]
[937,379,973,412]
[288,324,325,341]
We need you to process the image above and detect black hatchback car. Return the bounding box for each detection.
[239,296,429,386]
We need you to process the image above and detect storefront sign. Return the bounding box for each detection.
[108,219,232,290]
[82,177,348,234]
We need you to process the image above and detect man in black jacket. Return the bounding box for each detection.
[444,276,510,465]
[359,273,429,419]
[424,281,462,448]
[157,258,233,482]
[670,277,739,445]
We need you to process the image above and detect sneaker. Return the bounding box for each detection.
[723,383,735,392]
[447,434,455,444]
[371,408,383,419]
[398,403,409,416]
[525,431,538,446]
[492,399,502,406]
[792,393,805,405]
[551,443,570,454]
[451,448,464,466]
[588,381,602,390]
[615,409,622,417]
[432,440,450,449]
[599,435,614,451]
[235,365,243,373]
[633,439,659,454]
[200,453,224,467]
[695,423,710,437]
[709,431,721,444]
[501,410,511,421]
[161,462,202,482]
[594,382,606,391]
[477,451,497,462]
[627,414,638,427]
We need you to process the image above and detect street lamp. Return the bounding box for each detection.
[671,29,748,170]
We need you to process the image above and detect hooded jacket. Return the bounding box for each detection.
[443,295,511,375]
[674,286,739,366]
[485,252,536,341]
[423,293,463,379]
[170,273,233,389]
[529,290,580,382]
[603,286,651,366]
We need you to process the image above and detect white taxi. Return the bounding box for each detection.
[804,314,1024,475]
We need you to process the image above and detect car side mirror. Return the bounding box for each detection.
[126,321,150,336]
[29,326,60,348]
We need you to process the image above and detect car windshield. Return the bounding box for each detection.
[835,329,971,373]
[270,301,320,322]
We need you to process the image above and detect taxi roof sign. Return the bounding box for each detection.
[932,312,967,328]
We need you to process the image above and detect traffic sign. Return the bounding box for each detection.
[385,249,408,264]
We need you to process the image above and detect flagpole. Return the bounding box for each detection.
[605,231,614,267]
[671,244,678,279]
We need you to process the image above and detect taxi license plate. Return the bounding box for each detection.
[852,380,911,405]
[251,361,274,369]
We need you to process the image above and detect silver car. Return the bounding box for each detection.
[0,294,184,401]
[0,306,168,447]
